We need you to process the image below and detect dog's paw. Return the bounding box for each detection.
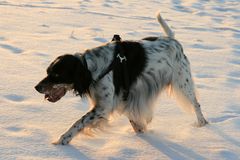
[196,118,209,127]
[52,140,62,145]
[52,139,69,145]
[52,134,72,145]
[130,120,146,133]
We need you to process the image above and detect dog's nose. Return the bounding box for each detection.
[35,85,43,93]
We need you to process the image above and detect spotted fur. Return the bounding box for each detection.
[35,13,208,145]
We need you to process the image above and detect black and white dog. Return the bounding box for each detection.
[35,13,208,145]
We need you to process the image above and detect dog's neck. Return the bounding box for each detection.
[79,43,115,82]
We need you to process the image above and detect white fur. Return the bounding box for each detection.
[53,13,208,145]
[157,12,175,38]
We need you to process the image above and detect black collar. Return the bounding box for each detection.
[95,42,127,82]
[80,54,88,70]
[75,43,128,86]
[75,53,88,70]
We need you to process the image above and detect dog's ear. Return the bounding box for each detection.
[73,59,93,97]
[112,34,121,42]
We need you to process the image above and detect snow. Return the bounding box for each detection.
[0,0,240,159]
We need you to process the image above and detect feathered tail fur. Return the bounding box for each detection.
[157,12,175,38]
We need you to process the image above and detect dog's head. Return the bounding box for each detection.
[35,54,92,102]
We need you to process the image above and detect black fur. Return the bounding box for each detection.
[113,41,147,98]
[34,14,208,145]
[73,55,93,96]
[47,55,80,84]
[41,54,93,97]
[112,34,122,42]
[142,36,159,41]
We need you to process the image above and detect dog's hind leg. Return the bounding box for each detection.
[126,102,154,133]
[129,120,146,133]
[172,80,208,127]
[192,100,208,127]
[174,84,208,127]
[189,98,208,127]
[172,61,208,127]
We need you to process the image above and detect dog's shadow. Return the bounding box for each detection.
[55,144,90,160]
[138,132,206,160]
[54,132,207,160]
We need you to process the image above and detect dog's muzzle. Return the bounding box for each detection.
[35,83,70,103]
[35,84,44,93]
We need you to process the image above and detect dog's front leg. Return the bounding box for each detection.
[53,107,106,145]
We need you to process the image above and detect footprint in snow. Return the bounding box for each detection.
[0,36,6,41]
[0,43,23,54]
[4,94,26,102]
[93,37,108,43]
[196,84,214,90]
[228,71,240,78]
[222,110,240,115]
[232,50,240,56]
[5,126,31,137]
[226,71,240,87]
[229,60,240,65]
[39,24,50,28]
[191,43,222,50]
[171,0,192,13]
[102,3,112,7]
[104,0,121,4]
[232,44,240,50]
[90,27,103,32]
[41,1,55,5]
[219,150,239,160]
[195,73,216,79]
[6,126,23,132]
[209,115,239,123]
[34,52,50,57]
[233,33,240,39]
[226,78,240,87]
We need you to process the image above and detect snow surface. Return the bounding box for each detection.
[0,0,240,159]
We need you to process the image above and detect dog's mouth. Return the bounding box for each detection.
[44,87,66,102]
[43,84,72,103]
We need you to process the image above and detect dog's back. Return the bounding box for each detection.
[35,13,208,145]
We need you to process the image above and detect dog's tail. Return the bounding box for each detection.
[157,12,175,38]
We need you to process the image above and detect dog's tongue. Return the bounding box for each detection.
[44,87,66,103]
